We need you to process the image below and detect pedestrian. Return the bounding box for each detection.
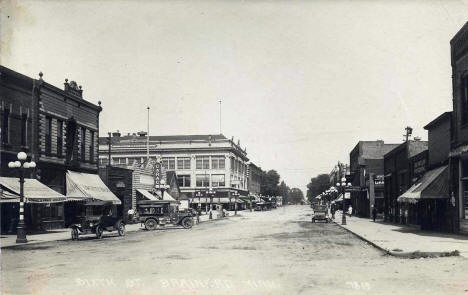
[348,205,353,217]
[372,206,377,222]
[331,203,336,220]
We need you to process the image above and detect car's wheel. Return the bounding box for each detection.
[71,228,79,240]
[144,219,157,230]
[118,223,126,236]
[96,226,104,239]
[181,217,194,229]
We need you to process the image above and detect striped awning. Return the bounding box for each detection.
[191,197,244,204]
[136,189,158,201]
[0,177,67,203]
[66,171,121,205]
[397,165,448,204]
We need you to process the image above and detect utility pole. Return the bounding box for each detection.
[107,132,112,166]
[403,126,413,142]
[219,99,222,135]
[147,106,150,161]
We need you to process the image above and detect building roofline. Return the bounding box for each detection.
[423,112,452,130]
[450,21,468,44]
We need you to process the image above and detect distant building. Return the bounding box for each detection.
[383,140,428,223]
[349,140,399,217]
[246,162,262,206]
[98,133,249,208]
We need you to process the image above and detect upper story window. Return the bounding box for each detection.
[162,157,175,170]
[230,158,234,171]
[1,107,9,144]
[196,174,210,187]
[21,114,27,146]
[89,131,95,163]
[462,75,468,125]
[113,157,127,165]
[211,174,225,187]
[80,127,86,161]
[196,156,210,169]
[177,175,191,187]
[211,156,225,169]
[57,120,63,157]
[45,116,52,155]
[177,157,191,169]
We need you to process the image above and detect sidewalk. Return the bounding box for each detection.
[333,211,468,258]
[0,211,244,249]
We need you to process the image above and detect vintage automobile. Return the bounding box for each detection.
[70,201,125,240]
[312,204,329,223]
[136,200,194,230]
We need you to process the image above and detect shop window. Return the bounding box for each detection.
[196,174,209,187]
[211,174,225,187]
[177,157,191,169]
[463,159,468,218]
[196,156,210,169]
[177,175,191,187]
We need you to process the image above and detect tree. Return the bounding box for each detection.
[260,169,280,196]
[278,181,290,205]
[306,174,330,203]
[289,188,304,204]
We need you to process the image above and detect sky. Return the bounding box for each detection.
[2,0,468,195]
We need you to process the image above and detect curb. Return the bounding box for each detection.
[2,214,240,249]
[332,220,460,259]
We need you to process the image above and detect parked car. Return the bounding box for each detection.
[312,204,329,223]
[70,201,125,240]
[136,200,194,230]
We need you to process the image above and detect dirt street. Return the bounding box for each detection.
[2,205,468,295]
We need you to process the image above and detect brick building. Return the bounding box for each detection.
[0,66,102,231]
[349,141,399,218]
[449,22,468,234]
[383,140,428,223]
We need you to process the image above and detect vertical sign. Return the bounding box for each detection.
[154,160,161,186]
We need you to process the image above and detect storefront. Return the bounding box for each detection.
[397,165,449,231]
[65,170,121,225]
[0,177,67,233]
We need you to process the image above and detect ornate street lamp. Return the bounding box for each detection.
[337,177,352,225]
[207,188,215,219]
[195,190,203,212]
[8,152,36,243]
[232,191,240,215]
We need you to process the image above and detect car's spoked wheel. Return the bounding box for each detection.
[118,223,125,236]
[71,228,79,240]
[96,226,104,239]
[145,219,157,230]
[182,217,194,229]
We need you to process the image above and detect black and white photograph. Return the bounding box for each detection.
[1,0,468,294]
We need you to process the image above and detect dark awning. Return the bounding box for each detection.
[397,165,448,204]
